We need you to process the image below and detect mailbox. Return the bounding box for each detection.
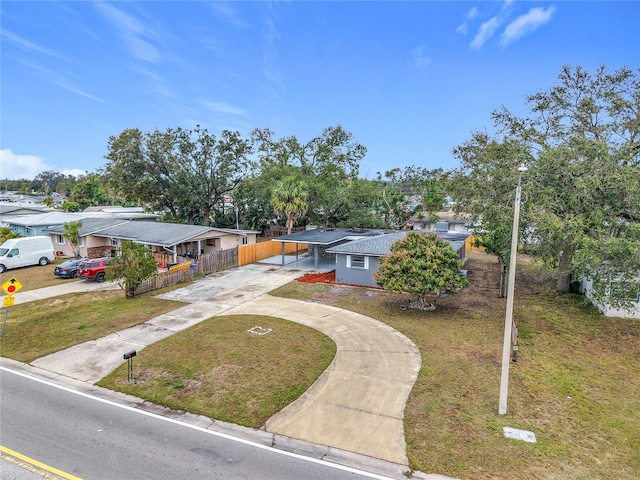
[123,350,137,360]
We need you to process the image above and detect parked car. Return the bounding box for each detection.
[0,236,55,273]
[54,257,87,279]
[76,257,112,283]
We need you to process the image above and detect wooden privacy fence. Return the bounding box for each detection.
[466,235,485,252]
[238,241,307,266]
[135,248,238,295]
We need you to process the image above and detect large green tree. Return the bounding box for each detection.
[248,125,367,228]
[106,241,159,298]
[374,232,468,310]
[270,176,309,234]
[104,126,254,226]
[449,65,640,305]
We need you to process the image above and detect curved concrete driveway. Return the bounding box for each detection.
[222,295,421,465]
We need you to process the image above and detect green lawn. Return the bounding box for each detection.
[271,253,639,479]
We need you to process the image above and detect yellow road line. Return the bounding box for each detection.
[0,445,83,480]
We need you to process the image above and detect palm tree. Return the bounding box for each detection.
[271,177,309,234]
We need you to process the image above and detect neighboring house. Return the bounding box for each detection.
[1,209,158,237]
[580,276,640,319]
[410,211,473,234]
[1,211,83,236]
[44,217,258,262]
[0,204,51,224]
[326,230,469,288]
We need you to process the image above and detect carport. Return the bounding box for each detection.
[269,228,384,270]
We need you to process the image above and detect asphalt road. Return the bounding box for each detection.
[0,368,394,480]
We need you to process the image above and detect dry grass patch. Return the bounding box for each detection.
[98,315,336,428]
[271,251,640,480]
[0,257,71,291]
[0,290,183,362]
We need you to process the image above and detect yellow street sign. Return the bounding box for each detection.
[2,278,22,295]
[3,296,15,307]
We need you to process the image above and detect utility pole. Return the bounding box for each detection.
[498,164,527,415]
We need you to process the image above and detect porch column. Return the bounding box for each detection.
[314,244,319,268]
[281,242,285,266]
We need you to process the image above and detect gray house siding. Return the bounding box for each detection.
[334,254,383,288]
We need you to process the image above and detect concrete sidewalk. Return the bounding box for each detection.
[2,278,121,305]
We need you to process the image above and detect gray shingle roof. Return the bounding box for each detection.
[326,232,407,256]
[93,222,216,247]
[326,231,469,256]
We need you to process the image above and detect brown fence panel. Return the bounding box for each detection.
[466,235,485,252]
[195,248,238,273]
[135,248,239,296]
[238,242,307,266]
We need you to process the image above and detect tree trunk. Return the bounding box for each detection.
[556,243,574,293]
[202,207,211,227]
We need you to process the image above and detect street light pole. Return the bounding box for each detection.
[498,164,527,415]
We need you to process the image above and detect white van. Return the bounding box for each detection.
[0,236,55,273]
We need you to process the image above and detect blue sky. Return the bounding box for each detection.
[1,1,638,181]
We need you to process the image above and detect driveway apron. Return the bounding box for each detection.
[221,295,421,465]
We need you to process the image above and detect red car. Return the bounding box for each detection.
[76,257,112,283]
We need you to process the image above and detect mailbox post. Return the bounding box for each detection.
[123,350,137,382]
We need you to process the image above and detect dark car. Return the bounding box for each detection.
[54,257,87,279]
[76,257,112,283]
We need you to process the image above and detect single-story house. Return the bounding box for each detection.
[580,276,640,319]
[326,230,469,288]
[271,228,385,269]
[2,211,89,236]
[410,211,473,234]
[43,217,259,262]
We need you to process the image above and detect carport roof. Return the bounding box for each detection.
[273,227,384,245]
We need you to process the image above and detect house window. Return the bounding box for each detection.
[242,236,248,245]
[347,255,368,269]
[111,238,120,247]
[56,235,66,245]
[610,282,640,301]
[25,228,32,235]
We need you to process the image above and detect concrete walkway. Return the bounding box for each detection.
[223,295,421,465]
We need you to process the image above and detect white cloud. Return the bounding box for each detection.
[0,150,86,181]
[500,6,556,46]
[456,7,479,34]
[471,16,503,49]
[1,29,65,60]
[203,101,246,116]
[208,2,247,28]
[0,149,52,180]
[94,2,161,63]
[412,46,432,68]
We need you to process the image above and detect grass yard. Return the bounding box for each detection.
[0,290,184,363]
[272,252,640,480]
[97,315,336,428]
[0,257,77,292]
